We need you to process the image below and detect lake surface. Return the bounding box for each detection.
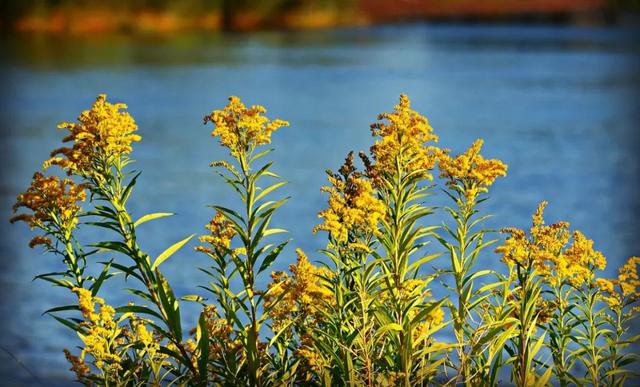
[1,23,639,384]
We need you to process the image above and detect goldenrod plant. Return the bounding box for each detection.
[309,151,385,386]
[597,257,640,387]
[12,95,198,384]
[436,139,512,386]
[197,96,290,385]
[11,93,640,386]
[362,95,449,386]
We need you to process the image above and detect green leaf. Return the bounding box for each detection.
[91,260,114,296]
[196,312,209,384]
[263,228,287,237]
[121,171,142,204]
[105,262,143,283]
[92,241,132,256]
[152,234,195,270]
[115,305,163,320]
[533,365,553,387]
[155,270,182,341]
[257,241,289,275]
[254,181,287,202]
[181,294,205,303]
[43,305,79,315]
[407,253,441,273]
[134,212,174,227]
[50,315,82,332]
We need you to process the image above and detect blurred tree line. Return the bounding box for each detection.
[0,0,635,33]
[0,0,357,31]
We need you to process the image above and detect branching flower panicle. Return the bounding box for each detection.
[618,256,640,297]
[11,172,86,247]
[200,305,242,365]
[203,96,289,158]
[439,138,507,202]
[71,287,122,373]
[313,152,385,244]
[560,230,606,286]
[497,201,605,286]
[367,94,441,181]
[266,249,333,331]
[596,257,640,308]
[44,94,140,176]
[195,212,237,256]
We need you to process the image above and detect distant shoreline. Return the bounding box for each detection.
[0,0,623,35]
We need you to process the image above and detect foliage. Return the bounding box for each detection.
[11,93,639,386]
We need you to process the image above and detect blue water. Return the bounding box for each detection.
[1,24,639,384]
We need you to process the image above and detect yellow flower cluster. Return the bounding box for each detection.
[131,318,160,359]
[505,285,556,324]
[438,139,507,202]
[72,287,122,373]
[496,201,605,286]
[200,305,242,365]
[618,257,640,296]
[203,96,289,158]
[195,212,237,256]
[595,257,640,309]
[266,249,333,332]
[44,94,141,176]
[296,334,329,376]
[368,94,441,181]
[595,278,621,308]
[413,306,445,342]
[560,231,606,286]
[314,153,385,244]
[11,172,86,247]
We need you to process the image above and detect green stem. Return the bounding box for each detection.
[454,199,472,386]
[554,284,569,387]
[585,285,600,387]
[241,153,261,387]
[392,166,411,387]
[63,236,83,288]
[104,161,197,377]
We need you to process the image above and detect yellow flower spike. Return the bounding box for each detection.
[367,94,441,182]
[314,152,385,243]
[562,231,606,286]
[203,95,289,158]
[497,202,605,287]
[73,287,96,321]
[593,258,640,318]
[199,305,242,364]
[595,278,615,294]
[11,172,86,247]
[265,249,333,333]
[44,94,140,176]
[439,138,507,202]
[70,288,123,375]
[618,256,640,297]
[195,212,237,256]
[495,227,531,268]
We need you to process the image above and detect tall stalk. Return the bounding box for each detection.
[437,138,507,386]
[199,96,290,386]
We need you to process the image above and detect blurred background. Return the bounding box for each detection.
[1,0,639,385]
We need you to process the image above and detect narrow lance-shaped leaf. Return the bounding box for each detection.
[152,234,195,270]
[134,212,175,227]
